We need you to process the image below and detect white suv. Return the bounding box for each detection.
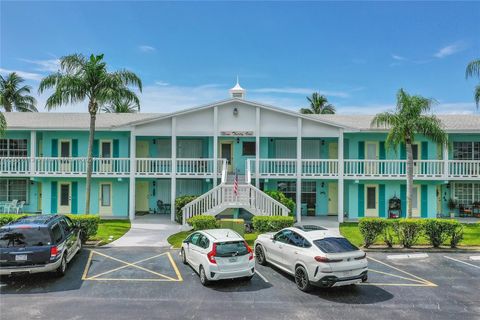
[181,229,255,286]
[254,225,368,291]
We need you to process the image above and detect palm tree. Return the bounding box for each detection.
[371,89,447,218]
[39,53,142,214]
[300,92,335,114]
[102,97,140,113]
[465,58,480,108]
[0,72,38,112]
[0,112,6,136]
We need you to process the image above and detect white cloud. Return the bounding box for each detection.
[391,54,407,61]
[20,58,60,72]
[434,41,467,58]
[139,45,156,53]
[0,68,43,81]
[251,87,350,98]
[155,81,170,86]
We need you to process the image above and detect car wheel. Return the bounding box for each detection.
[181,248,187,265]
[244,275,254,281]
[56,254,67,277]
[362,275,368,283]
[199,266,209,286]
[255,245,267,266]
[294,266,312,292]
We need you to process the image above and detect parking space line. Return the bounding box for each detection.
[166,251,183,282]
[255,270,269,283]
[368,269,428,284]
[444,256,480,270]
[81,250,94,280]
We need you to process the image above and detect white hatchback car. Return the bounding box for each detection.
[181,229,255,285]
[254,225,368,291]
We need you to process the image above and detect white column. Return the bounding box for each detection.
[213,106,218,186]
[255,107,260,188]
[171,117,177,222]
[30,131,36,175]
[296,118,302,222]
[338,129,344,223]
[443,142,449,179]
[129,130,136,221]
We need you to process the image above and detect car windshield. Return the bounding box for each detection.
[215,241,249,257]
[0,227,51,248]
[313,237,358,253]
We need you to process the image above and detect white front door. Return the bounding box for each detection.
[99,182,113,215]
[58,182,71,214]
[100,140,113,172]
[365,184,379,217]
[135,181,149,212]
[365,142,379,174]
[59,140,71,172]
[412,185,421,217]
[328,182,338,215]
[328,142,338,159]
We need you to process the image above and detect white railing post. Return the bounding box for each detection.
[443,143,449,179]
[30,131,36,175]
[129,132,136,221]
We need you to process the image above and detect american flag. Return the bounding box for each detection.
[233,171,239,196]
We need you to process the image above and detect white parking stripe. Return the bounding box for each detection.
[255,270,269,283]
[444,256,480,270]
[387,253,428,260]
[469,256,480,261]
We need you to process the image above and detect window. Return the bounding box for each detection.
[0,139,28,157]
[198,235,209,249]
[0,227,51,248]
[51,224,63,244]
[287,232,310,248]
[215,241,249,257]
[454,183,480,205]
[412,186,419,209]
[314,237,358,253]
[412,144,419,160]
[453,142,480,160]
[242,141,256,156]
[189,233,201,246]
[366,187,376,209]
[101,141,112,158]
[0,179,28,202]
[60,141,70,157]
[274,230,292,243]
[277,181,317,214]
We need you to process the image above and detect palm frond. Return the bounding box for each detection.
[371,112,396,128]
[475,84,480,109]
[465,59,480,79]
[113,70,143,92]
[299,108,313,114]
[414,115,448,145]
[60,54,87,73]
[0,112,6,136]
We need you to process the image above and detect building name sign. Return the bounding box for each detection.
[220,131,254,136]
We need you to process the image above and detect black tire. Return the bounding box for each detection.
[294,266,312,292]
[244,275,254,281]
[56,254,67,277]
[199,266,209,286]
[181,248,187,265]
[362,275,368,283]
[255,245,267,266]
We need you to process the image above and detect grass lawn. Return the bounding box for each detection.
[340,222,480,247]
[89,219,131,245]
[167,231,260,248]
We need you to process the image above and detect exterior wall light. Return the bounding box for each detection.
[233,107,239,116]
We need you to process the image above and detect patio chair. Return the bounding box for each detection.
[156,200,171,214]
[459,204,473,217]
[14,201,25,214]
[4,199,18,213]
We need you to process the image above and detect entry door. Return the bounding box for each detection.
[365,184,379,217]
[58,182,71,214]
[59,140,71,172]
[99,182,113,215]
[412,185,421,217]
[365,142,379,174]
[100,140,113,172]
[328,182,338,215]
[436,185,442,216]
[135,181,149,212]
[136,141,150,174]
[328,142,338,159]
[220,142,233,173]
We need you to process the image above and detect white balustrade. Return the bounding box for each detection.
[136,158,171,176]
[302,159,338,176]
[176,158,215,175]
[0,157,30,174]
[449,160,480,178]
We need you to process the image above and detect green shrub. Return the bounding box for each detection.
[0,214,29,227]
[382,219,397,248]
[66,214,100,243]
[445,222,464,248]
[264,191,295,216]
[219,219,245,236]
[252,216,294,233]
[358,218,386,248]
[187,215,217,231]
[175,195,198,223]
[423,219,456,248]
[394,219,424,248]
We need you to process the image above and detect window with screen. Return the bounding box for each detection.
[0,179,28,202]
[0,139,28,157]
[242,141,255,156]
[453,142,480,160]
[454,183,480,205]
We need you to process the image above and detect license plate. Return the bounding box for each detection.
[15,254,27,261]
[228,257,238,263]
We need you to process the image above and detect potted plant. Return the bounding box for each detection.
[447,198,457,218]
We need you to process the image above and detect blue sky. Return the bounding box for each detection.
[1,1,479,114]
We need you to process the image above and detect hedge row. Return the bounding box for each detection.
[186,215,217,231]
[358,218,464,248]
[252,216,295,233]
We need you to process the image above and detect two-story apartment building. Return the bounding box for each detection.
[1,84,479,224]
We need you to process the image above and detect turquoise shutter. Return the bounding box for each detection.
[358,184,365,217]
[400,143,406,159]
[358,142,365,174]
[379,141,386,174]
[421,141,428,160]
[113,139,119,158]
[344,139,349,159]
[421,185,428,218]
[400,184,406,218]
[72,139,78,157]
[93,140,99,157]
[51,182,58,214]
[379,184,386,218]
[51,139,58,157]
[71,182,78,214]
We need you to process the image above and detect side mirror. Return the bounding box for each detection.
[182,239,189,244]
[270,235,275,241]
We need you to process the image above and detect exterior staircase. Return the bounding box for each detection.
[181,166,290,225]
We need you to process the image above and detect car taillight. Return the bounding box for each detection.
[207,243,217,264]
[314,256,342,263]
[244,241,253,260]
[50,246,58,258]
[355,253,367,260]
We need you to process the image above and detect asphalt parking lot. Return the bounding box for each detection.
[1,247,479,320]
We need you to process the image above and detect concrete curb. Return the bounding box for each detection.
[363,247,480,253]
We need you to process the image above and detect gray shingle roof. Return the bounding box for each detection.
[308,114,480,132]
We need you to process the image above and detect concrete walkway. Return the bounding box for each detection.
[108,214,186,247]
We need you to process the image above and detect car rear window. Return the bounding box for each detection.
[0,227,52,248]
[313,237,358,253]
[215,241,249,257]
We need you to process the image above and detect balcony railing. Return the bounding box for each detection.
[449,160,480,178]
[344,160,445,178]
[0,157,30,175]
[35,157,130,176]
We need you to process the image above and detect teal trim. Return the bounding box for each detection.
[400,143,406,160]
[93,140,99,157]
[72,139,78,157]
[113,139,119,158]
[421,185,428,218]
[358,184,365,217]
[51,139,58,157]
[379,184,386,218]
[400,184,406,218]
[421,141,428,159]
[71,182,78,214]
[358,142,365,159]
[51,182,58,214]
[379,141,386,159]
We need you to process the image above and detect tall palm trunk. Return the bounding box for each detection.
[85,101,97,214]
[405,139,414,218]
[4,101,12,112]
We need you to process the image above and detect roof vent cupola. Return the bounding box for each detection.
[229,77,246,99]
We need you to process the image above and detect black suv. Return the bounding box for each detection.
[0,215,82,277]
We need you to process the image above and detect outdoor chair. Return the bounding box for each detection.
[156,200,171,214]
[3,199,18,213]
[459,204,473,217]
[15,201,25,214]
